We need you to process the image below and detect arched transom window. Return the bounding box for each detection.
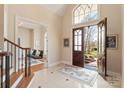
[73,4,98,24]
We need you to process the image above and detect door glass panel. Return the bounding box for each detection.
[102,26,105,31]
[102,26,105,55]
[74,30,82,51]
[78,35,82,45]
[98,27,101,55]
[97,19,107,76]
[74,46,78,51]
[98,25,105,56]
[78,30,82,35]
[74,36,78,45]
[78,46,82,51]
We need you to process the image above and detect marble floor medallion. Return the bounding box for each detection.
[58,64,98,86]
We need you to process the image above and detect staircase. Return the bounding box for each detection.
[0,38,33,88]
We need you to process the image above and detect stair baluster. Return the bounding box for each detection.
[0,56,3,88]
[10,44,13,68]
[21,49,24,72]
[0,52,12,88]
[1,38,32,88]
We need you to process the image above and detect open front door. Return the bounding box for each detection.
[97,18,107,77]
[73,28,84,67]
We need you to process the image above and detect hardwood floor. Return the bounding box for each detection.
[0,71,23,88]
[16,73,34,88]
[16,63,45,88]
[0,69,5,76]
[31,64,45,73]
[10,71,23,86]
[0,63,45,88]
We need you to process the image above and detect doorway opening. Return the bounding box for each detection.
[84,25,98,71]
[15,16,48,72]
[73,18,107,76]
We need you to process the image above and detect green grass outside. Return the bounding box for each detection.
[84,50,97,58]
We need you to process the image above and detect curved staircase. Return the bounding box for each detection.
[0,38,34,88]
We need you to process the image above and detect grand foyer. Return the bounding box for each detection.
[0,4,122,88]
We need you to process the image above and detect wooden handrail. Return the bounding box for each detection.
[4,38,31,50]
[4,37,31,77]
[0,52,12,56]
[1,38,31,88]
[0,51,12,88]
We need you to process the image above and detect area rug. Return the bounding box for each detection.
[58,64,98,86]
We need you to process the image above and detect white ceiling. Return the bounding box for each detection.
[42,4,67,16]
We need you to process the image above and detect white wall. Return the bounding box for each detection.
[18,27,33,48]
[33,28,46,50]
[6,4,62,67]
[0,5,4,50]
[39,29,46,50]
[122,5,124,87]
[100,5,122,74]
[5,4,122,74]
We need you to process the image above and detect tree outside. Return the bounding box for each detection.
[84,26,98,59]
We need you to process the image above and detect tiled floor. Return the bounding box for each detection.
[84,61,97,71]
[28,64,121,88]
[105,75,121,88]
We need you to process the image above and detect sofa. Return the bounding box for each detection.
[28,49,44,59]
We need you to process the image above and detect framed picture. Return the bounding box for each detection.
[64,38,69,47]
[106,34,118,49]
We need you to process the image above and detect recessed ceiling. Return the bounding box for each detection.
[42,4,67,16]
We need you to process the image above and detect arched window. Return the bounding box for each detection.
[73,4,99,24]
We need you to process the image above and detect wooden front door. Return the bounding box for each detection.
[97,18,107,77]
[73,28,84,67]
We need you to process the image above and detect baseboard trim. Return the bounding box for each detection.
[107,70,121,79]
[60,60,72,65]
[48,61,61,67]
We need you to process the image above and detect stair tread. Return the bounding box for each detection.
[0,63,43,88]
[10,71,23,86]
[0,71,23,88]
[0,69,5,76]
[16,74,34,88]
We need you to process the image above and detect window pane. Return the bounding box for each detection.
[74,46,78,51]
[85,13,90,21]
[102,26,105,31]
[85,6,90,14]
[75,16,78,24]
[73,4,98,24]
[74,10,79,16]
[80,15,84,23]
[78,46,82,51]
[78,35,82,45]
[78,30,82,35]
[79,15,81,23]
[74,36,77,45]
[80,8,84,15]
[90,11,97,20]
[74,31,78,35]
